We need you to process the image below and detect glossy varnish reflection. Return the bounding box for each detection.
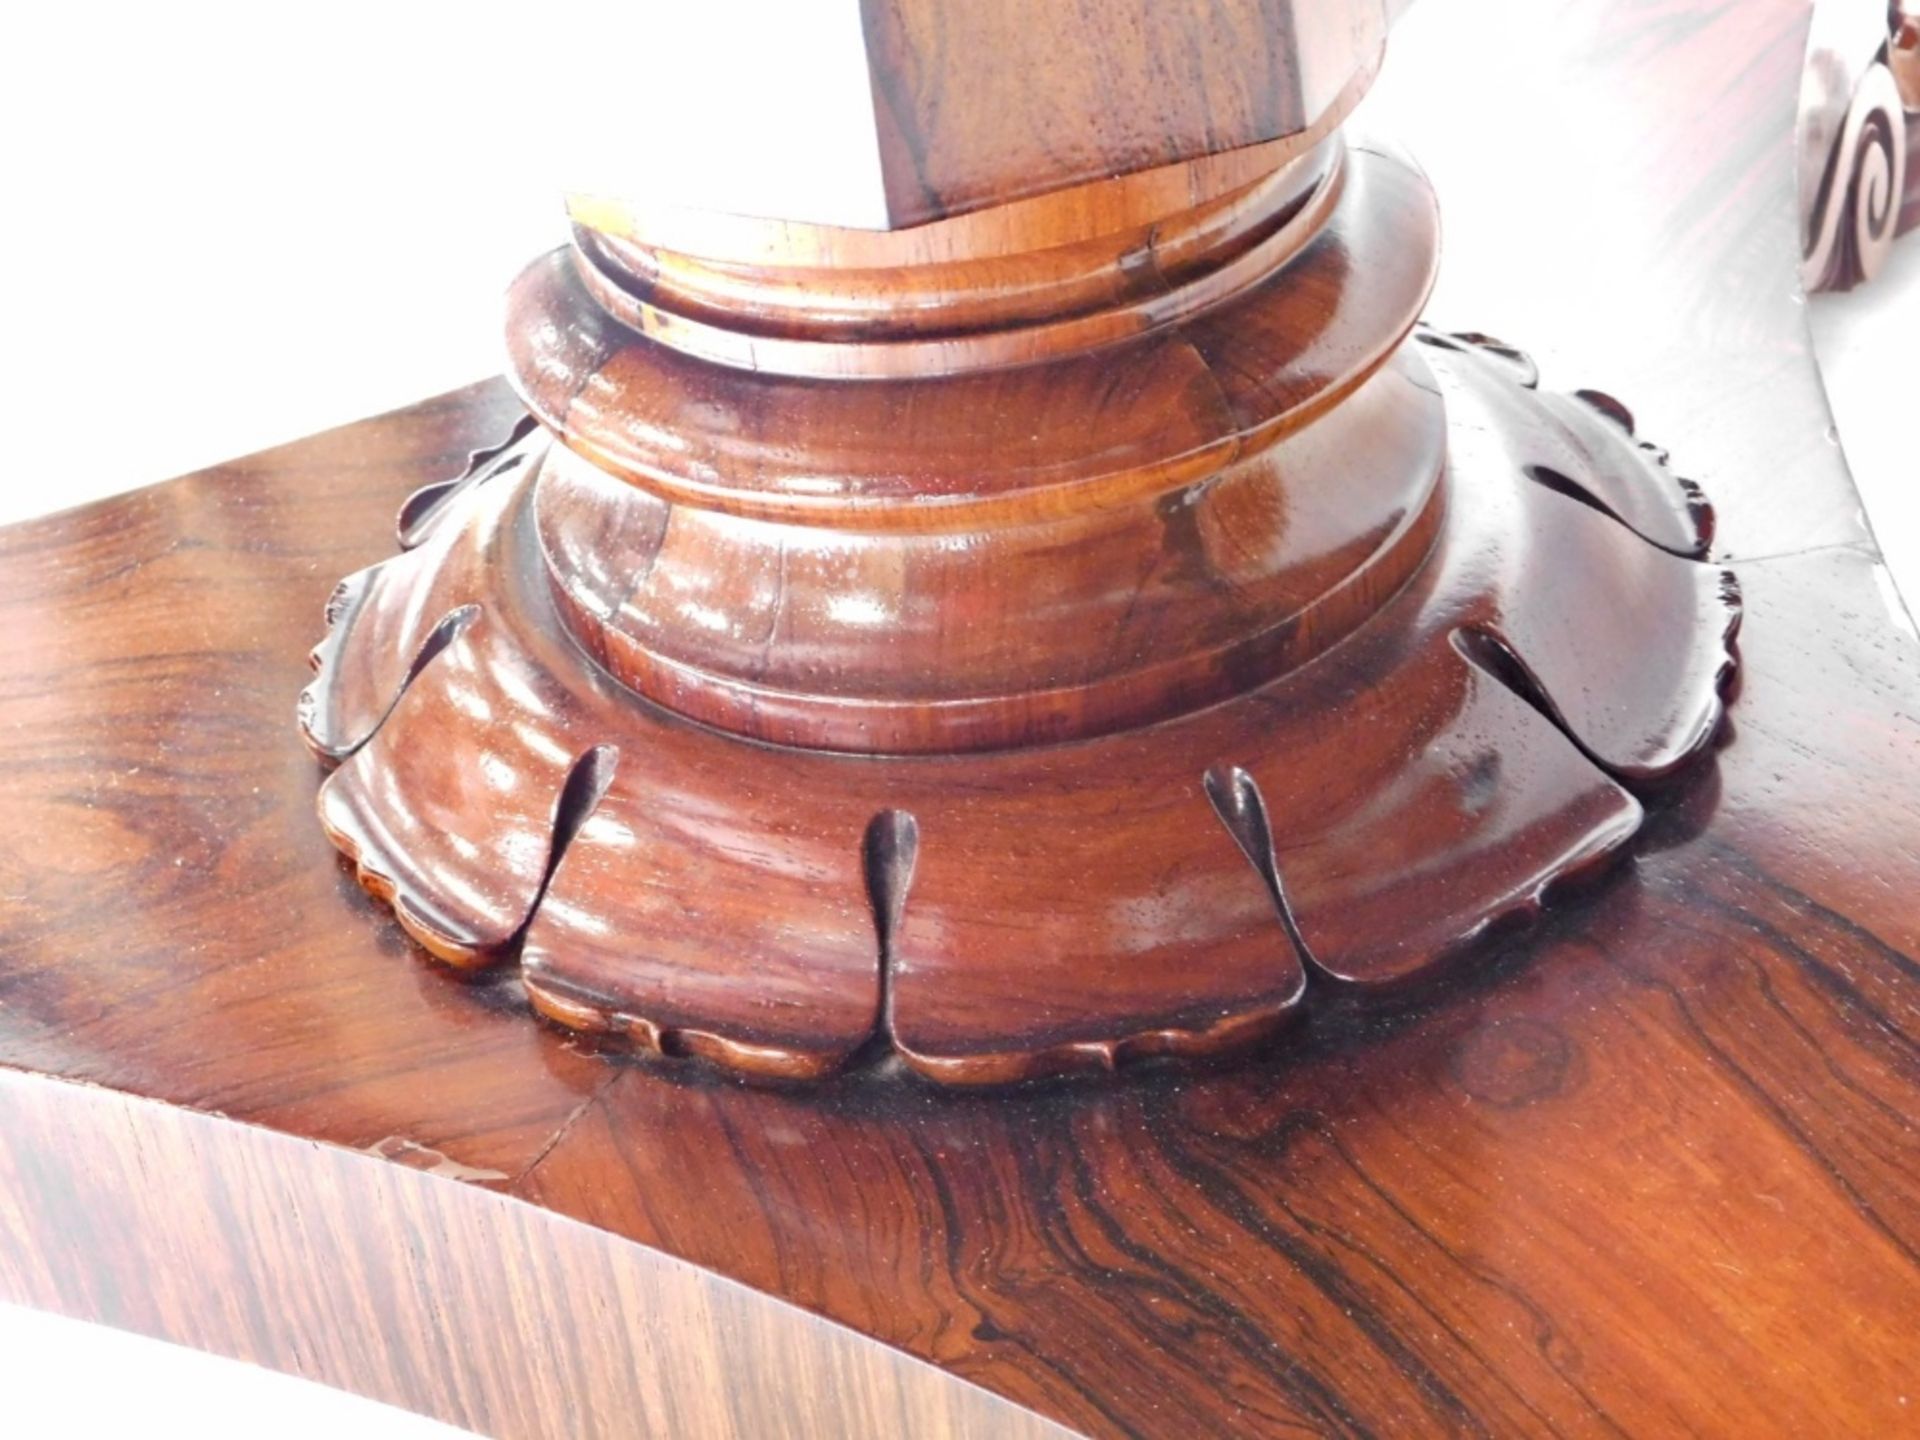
[297,4,1735,1079]
[0,1,1915,1437]
[302,127,1733,1080]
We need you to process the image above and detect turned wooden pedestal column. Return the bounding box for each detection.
[0,2,1916,1435]
[299,1,1735,1084]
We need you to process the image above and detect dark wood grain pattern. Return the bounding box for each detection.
[854,0,1379,226]
[0,1066,1074,1439]
[564,0,1375,233]
[0,0,1915,1434]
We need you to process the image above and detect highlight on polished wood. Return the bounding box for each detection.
[299,1,1737,1085]
[1,1,1917,1436]
[301,328,1737,1084]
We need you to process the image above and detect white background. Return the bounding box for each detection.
[0,2,1911,1437]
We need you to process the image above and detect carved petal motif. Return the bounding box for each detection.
[301,338,1739,1085]
[521,744,887,1080]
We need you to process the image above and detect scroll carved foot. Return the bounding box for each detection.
[1799,2,1920,291]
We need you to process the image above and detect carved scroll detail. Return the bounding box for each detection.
[1803,60,1909,291]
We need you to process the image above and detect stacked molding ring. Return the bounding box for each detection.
[300,322,1738,1086]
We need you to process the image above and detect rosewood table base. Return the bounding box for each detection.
[0,1,1915,1436]
[298,327,1736,1087]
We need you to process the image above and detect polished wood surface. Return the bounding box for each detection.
[564,0,1378,233]
[867,0,1376,227]
[566,140,1351,377]
[563,103,1357,274]
[502,142,1448,740]
[299,0,1735,1083]
[299,331,1732,1084]
[0,1068,1072,1439]
[304,95,1733,1080]
[0,0,1916,1434]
